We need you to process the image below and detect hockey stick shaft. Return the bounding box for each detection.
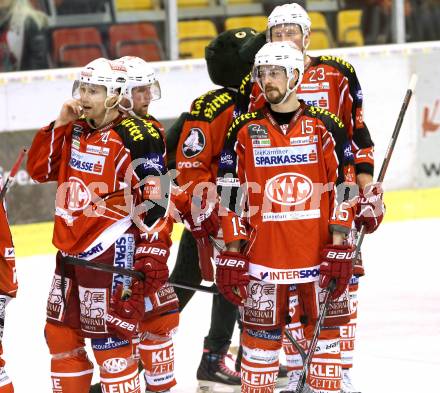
[295,74,418,393]
[63,256,219,294]
[284,329,307,361]
[355,73,418,258]
[0,148,27,201]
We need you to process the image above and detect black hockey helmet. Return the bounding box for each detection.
[205,27,258,88]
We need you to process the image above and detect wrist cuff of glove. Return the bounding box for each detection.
[135,243,169,259]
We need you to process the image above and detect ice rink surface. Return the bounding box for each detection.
[3,218,440,393]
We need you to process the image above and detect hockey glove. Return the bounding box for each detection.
[319,244,355,299]
[182,203,220,239]
[215,251,249,306]
[355,183,385,234]
[134,242,170,297]
[182,204,220,281]
[106,281,144,339]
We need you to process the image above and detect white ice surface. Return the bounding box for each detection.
[3,218,440,392]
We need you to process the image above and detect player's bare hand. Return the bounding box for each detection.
[54,99,83,128]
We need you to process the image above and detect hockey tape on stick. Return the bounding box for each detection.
[63,256,219,294]
[0,148,27,201]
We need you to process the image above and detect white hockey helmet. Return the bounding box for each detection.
[266,3,311,48]
[117,56,161,112]
[253,41,304,104]
[72,57,127,107]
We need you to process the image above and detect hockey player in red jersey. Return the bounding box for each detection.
[0,175,18,393]
[233,4,386,391]
[170,28,264,391]
[27,58,174,393]
[117,55,181,393]
[216,41,356,393]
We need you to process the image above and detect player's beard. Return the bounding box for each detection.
[265,86,285,105]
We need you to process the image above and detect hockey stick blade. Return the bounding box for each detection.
[0,148,27,201]
[63,256,219,294]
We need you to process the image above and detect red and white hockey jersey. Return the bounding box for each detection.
[219,103,356,284]
[27,115,172,257]
[0,175,18,297]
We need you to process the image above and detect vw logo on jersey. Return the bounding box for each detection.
[182,127,205,158]
[265,172,313,206]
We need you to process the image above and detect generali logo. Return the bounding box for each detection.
[265,172,313,206]
[422,100,440,137]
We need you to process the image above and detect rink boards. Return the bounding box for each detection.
[1,41,440,225]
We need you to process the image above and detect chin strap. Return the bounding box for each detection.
[86,95,122,129]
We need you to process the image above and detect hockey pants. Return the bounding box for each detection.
[169,228,238,352]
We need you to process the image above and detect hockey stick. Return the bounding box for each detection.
[63,255,219,294]
[0,148,27,201]
[354,74,418,258]
[290,74,418,393]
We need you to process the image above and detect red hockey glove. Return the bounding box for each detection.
[195,237,215,281]
[182,203,220,239]
[355,183,385,234]
[319,244,355,299]
[215,251,249,306]
[182,204,220,281]
[106,281,144,339]
[134,242,170,297]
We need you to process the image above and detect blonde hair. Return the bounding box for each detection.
[11,0,48,29]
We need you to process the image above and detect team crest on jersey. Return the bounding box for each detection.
[79,286,107,334]
[265,172,314,206]
[182,127,205,158]
[248,123,268,139]
[65,176,92,211]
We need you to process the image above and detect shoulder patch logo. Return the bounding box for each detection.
[143,153,165,174]
[182,128,205,158]
[248,123,268,139]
